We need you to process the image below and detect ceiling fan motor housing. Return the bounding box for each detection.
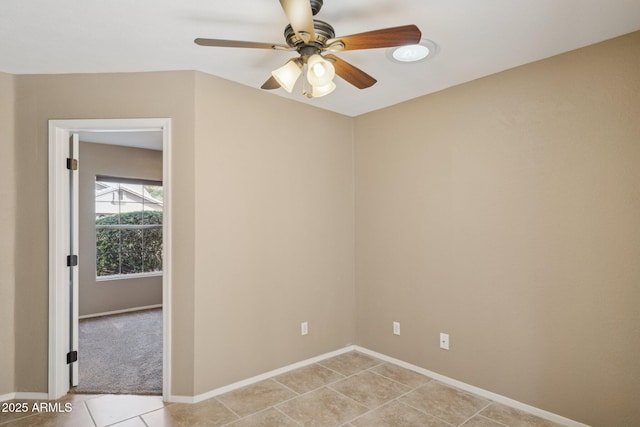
[284,19,335,53]
[310,0,323,16]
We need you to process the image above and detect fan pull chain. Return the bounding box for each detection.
[301,63,313,98]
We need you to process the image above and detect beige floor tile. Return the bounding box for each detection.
[110,417,147,426]
[318,351,382,376]
[461,415,506,426]
[274,364,344,394]
[400,381,490,425]
[2,402,95,427]
[65,393,103,401]
[85,394,164,427]
[351,400,452,427]
[0,394,103,425]
[141,400,238,427]
[225,408,299,427]
[371,363,432,389]
[216,380,297,418]
[329,371,410,409]
[277,387,367,426]
[480,403,565,427]
[0,400,38,424]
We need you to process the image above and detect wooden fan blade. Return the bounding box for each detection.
[261,76,281,90]
[194,38,288,50]
[325,54,377,89]
[279,0,315,41]
[329,25,421,51]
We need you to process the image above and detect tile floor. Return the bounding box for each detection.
[0,351,565,427]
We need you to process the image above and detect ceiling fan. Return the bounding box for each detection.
[195,0,421,98]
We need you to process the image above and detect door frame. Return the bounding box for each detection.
[48,118,172,400]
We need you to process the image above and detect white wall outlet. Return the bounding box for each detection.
[393,322,401,335]
[440,332,450,350]
[301,321,308,336]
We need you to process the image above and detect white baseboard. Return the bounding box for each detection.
[0,392,49,402]
[354,346,590,427]
[79,304,162,319]
[0,392,15,402]
[168,345,357,404]
[170,345,589,427]
[15,392,49,400]
[4,346,588,426]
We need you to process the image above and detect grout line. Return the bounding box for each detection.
[0,399,47,426]
[274,384,334,408]
[220,406,276,426]
[0,413,36,426]
[273,356,418,425]
[328,362,429,421]
[181,346,359,405]
[275,361,379,404]
[315,362,348,378]
[83,400,99,427]
[271,367,383,424]
[104,415,150,427]
[215,396,242,420]
[345,399,392,425]
[325,383,371,409]
[364,364,429,390]
[270,378,302,396]
[475,414,511,427]
[274,406,303,426]
[397,389,458,427]
[93,396,173,427]
[457,401,495,427]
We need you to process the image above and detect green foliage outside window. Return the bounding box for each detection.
[96,210,163,277]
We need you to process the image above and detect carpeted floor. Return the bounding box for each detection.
[77,308,162,395]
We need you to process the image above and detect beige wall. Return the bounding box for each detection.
[13,71,196,395]
[354,31,640,427]
[0,72,16,395]
[192,72,355,393]
[10,70,356,398]
[5,30,639,426]
[78,142,163,316]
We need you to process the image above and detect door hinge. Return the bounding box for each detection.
[67,255,78,267]
[66,351,78,364]
[66,158,78,170]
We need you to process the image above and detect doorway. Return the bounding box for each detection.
[48,118,172,400]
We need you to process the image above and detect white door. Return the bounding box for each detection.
[49,118,172,400]
[68,133,80,387]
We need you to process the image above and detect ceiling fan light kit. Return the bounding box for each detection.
[306,54,335,86]
[195,0,423,98]
[311,81,336,98]
[272,59,303,93]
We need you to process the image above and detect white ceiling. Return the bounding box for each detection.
[78,130,163,151]
[1,0,639,117]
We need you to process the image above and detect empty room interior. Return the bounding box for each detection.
[1,1,639,426]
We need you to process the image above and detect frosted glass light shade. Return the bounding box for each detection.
[392,44,430,62]
[306,54,335,87]
[311,81,336,98]
[272,60,302,93]
[387,39,438,64]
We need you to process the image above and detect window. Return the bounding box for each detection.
[95,177,163,278]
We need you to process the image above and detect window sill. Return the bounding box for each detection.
[96,271,163,282]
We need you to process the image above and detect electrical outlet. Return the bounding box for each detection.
[440,332,449,350]
[301,322,308,336]
[393,322,401,335]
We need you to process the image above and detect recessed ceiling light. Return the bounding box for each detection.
[387,39,438,63]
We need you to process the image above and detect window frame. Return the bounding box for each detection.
[94,176,164,279]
